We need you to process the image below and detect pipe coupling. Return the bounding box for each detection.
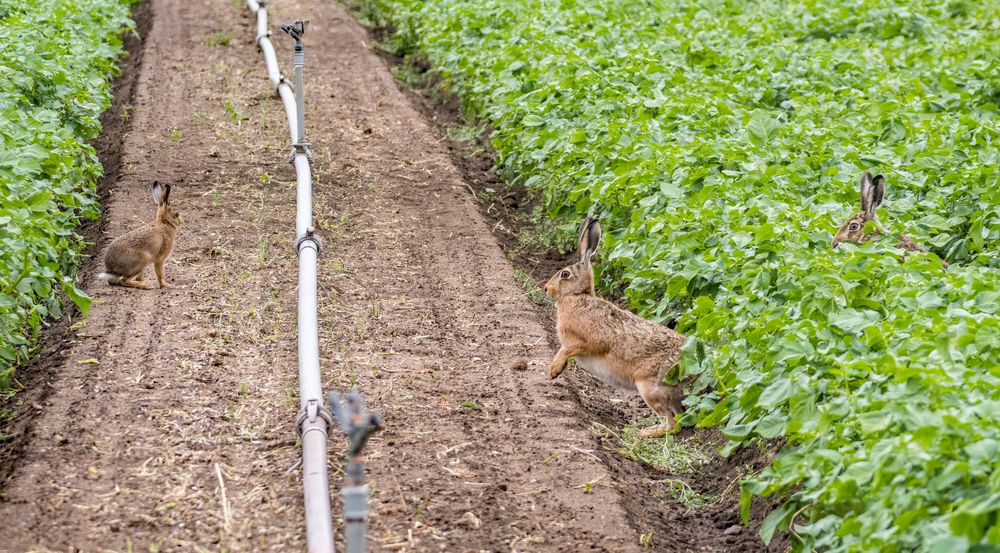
[295,227,322,255]
[275,78,291,100]
[255,30,272,45]
[295,399,334,437]
[291,141,313,160]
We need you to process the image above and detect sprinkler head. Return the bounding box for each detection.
[329,389,383,457]
[280,20,308,42]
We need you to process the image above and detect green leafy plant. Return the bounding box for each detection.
[223,99,247,126]
[0,0,135,387]
[204,29,233,48]
[356,0,1000,550]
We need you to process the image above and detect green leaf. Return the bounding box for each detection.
[760,503,795,544]
[722,423,752,442]
[830,308,880,335]
[63,282,92,316]
[772,337,813,364]
[757,377,793,409]
[521,114,545,127]
[746,110,780,147]
[926,535,968,553]
[755,413,785,438]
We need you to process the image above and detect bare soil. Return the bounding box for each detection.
[0,0,787,551]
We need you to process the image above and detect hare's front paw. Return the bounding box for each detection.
[548,360,566,380]
[639,425,667,439]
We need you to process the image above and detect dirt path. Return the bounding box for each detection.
[0,0,649,550]
[0,0,311,549]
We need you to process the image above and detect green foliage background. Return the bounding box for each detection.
[0,0,134,387]
[357,0,1000,550]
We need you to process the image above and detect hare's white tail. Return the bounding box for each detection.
[97,272,122,284]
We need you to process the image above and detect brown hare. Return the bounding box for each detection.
[545,217,686,438]
[832,172,945,268]
[98,181,182,289]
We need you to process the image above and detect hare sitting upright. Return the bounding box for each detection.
[545,217,686,437]
[832,172,941,260]
[98,181,182,289]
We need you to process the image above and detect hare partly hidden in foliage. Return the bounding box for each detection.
[98,181,182,289]
[545,217,686,438]
[831,172,945,268]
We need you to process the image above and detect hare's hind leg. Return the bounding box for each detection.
[119,275,154,290]
[635,379,683,438]
[117,264,154,290]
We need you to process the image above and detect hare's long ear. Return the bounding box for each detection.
[578,217,602,266]
[871,175,885,211]
[162,183,172,205]
[860,172,880,219]
[152,181,163,206]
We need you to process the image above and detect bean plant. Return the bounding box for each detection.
[359,0,1000,550]
[0,0,134,386]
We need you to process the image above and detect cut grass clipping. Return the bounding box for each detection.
[614,418,711,474]
[600,418,717,509]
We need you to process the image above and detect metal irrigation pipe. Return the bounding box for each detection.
[247,0,297,142]
[245,2,334,552]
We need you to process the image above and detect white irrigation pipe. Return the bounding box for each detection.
[245,2,335,552]
[248,0,298,143]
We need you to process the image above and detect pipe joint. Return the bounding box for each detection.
[256,31,272,45]
[295,227,322,255]
[291,141,312,159]
[296,399,333,437]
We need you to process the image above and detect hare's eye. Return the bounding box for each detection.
[560,270,571,279]
[849,223,860,231]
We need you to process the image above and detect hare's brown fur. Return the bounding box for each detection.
[100,182,182,289]
[545,218,686,436]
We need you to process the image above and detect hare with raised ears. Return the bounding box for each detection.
[832,172,938,258]
[545,217,686,438]
[98,181,182,290]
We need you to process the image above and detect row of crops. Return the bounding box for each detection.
[0,0,134,387]
[358,0,999,550]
